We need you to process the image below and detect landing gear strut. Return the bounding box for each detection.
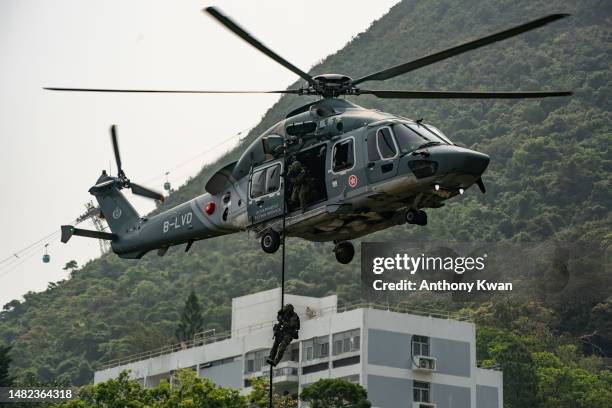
[261,229,281,253]
[406,209,427,226]
[334,241,355,264]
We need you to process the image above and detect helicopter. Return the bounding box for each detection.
[51,7,571,264]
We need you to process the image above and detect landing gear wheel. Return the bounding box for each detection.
[406,209,419,224]
[416,210,428,226]
[406,209,427,226]
[261,230,281,254]
[334,241,355,264]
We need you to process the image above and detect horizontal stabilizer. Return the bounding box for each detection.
[61,225,117,243]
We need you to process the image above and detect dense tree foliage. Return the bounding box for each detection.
[0,344,13,387]
[300,378,371,408]
[52,370,245,408]
[175,290,205,342]
[0,0,609,406]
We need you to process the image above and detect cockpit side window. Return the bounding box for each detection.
[332,139,354,172]
[367,130,380,162]
[377,127,397,159]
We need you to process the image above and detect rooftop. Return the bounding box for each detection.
[99,300,472,370]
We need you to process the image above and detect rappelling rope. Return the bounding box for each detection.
[269,140,289,408]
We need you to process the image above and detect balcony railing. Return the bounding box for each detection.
[99,301,471,370]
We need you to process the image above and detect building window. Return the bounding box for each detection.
[200,356,238,371]
[332,138,354,172]
[302,336,329,361]
[413,335,430,356]
[332,355,360,368]
[413,381,431,403]
[303,339,313,361]
[332,329,360,355]
[302,362,329,375]
[244,350,269,374]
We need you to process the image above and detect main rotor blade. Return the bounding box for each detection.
[204,6,314,85]
[110,125,122,175]
[130,182,165,202]
[352,14,570,85]
[358,89,572,99]
[44,87,302,94]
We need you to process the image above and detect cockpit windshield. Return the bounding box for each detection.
[416,124,452,144]
[393,124,428,154]
[393,123,447,154]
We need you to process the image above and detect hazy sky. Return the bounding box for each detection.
[0,0,400,306]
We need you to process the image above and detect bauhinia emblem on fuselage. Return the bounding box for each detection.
[112,207,122,219]
[348,175,358,188]
[163,212,193,233]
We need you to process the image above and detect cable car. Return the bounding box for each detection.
[164,172,171,192]
[42,244,50,263]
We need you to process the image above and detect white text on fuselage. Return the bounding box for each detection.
[163,212,193,233]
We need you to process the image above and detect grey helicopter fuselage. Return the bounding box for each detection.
[55,9,570,263]
[90,97,489,259]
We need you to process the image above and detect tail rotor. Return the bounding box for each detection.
[107,125,165,202]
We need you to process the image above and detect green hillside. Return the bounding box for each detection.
[1,0,610,405]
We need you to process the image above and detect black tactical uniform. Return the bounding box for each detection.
[267,304,300,366]
[287,160,313,211]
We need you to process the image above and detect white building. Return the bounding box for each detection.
[95,288,503,408]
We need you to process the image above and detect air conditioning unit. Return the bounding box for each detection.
[414,355,437,372]
[412,403,436,408]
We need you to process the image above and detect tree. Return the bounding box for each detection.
[0,344,13,386]
[534,351,612,408]
[247,377,297,408]
[63,260,79,271]
[300,378,371,408]
[477,328,539,408]
[175,289,204,342]
[52,369,246,407]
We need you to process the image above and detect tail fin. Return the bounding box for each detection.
[89,173,140,235]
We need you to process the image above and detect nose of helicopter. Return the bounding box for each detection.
[458,148,490,176]
[424,145,489,176]
[408,145,489,191]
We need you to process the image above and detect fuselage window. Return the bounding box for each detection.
[262,135,284,161]
[377,127,397,159]
[250,163,281,198]
[266,164,280,193]
[332,139,354,172]
[250,169,267,198]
